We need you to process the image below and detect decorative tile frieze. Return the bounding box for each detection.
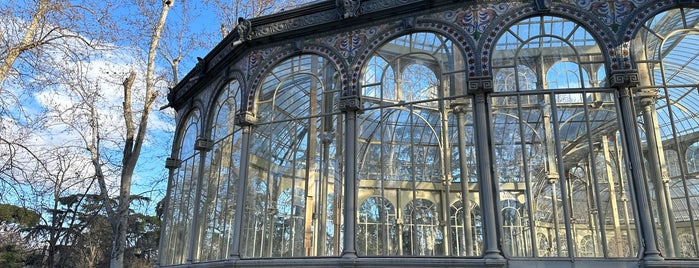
[338,0,362,19]
[252,10,339,39]
[566,0,647,32]
[534,0,551,11]
[361,0,421,14]
[424,2,517,41]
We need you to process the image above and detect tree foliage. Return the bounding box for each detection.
[0,203,40,228]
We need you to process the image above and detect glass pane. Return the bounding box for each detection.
[196,81,242,261]
[161,111,200,265]
[492,15,635,258]
[635,8,699,259]
[242,54,343,258]
[358,31,475,257]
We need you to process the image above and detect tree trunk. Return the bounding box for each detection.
[109,1,173,268]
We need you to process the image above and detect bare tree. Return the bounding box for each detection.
[89,1,173,267]
[158,1,212,87]
[0,0,107,92]
[206,0,308,37]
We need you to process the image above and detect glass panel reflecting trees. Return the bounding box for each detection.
[161,111,201,265]
[635,8,699,259]
[491,16,637,258]
[358,32,477,256]
[195,81,242,261]
[241,54,343,258]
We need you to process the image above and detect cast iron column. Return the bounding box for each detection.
[228,111,256,260]
[610,70,663,261]
[452,99,474,256]
[339,95,360,258]
[157,157,181,266]
[189,137,213,263]
[468,76,503,259]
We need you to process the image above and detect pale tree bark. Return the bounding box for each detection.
[107,1,174,267]
[0,0,50,88]
[0,0,97,91]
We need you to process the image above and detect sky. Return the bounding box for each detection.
[0,0,321,218]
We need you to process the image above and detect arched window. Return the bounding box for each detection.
[358,197,397,255]
[579,235,596,257]
[679,233,698,258]
[403,199,443,256]
[195,81,242,261]
[494,64,537,105]
[501,199,527,257]
[491,15,633,258]
[275,188,306,257]
[687,143,699,174]
[242,54,343,258]
[450,200,481,256]
[357,31,475,256]
[161,110,201,265]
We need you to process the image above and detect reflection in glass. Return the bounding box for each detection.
[195,81,241,261]
[242,54,343,258]
[161,111,201,265]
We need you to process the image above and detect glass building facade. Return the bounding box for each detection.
[159,1,699,267]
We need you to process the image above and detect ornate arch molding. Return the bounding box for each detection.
[245,44,350,114]
[621,1,699,70]
[202,69,246,139]
[350,19,475,95]
[479,4,617,76]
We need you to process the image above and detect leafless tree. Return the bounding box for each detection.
[95,1,173,267]
[206,0,308,37]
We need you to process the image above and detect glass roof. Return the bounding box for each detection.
[637,8,699,141]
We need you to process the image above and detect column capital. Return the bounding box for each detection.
[194,138,213,151]
[338,95,361,112]
[637,88,659,107]
[235,110,257,126]
[450,98,471,114]
[319,131,335,145]
[467,76,494,95]
[165,157,181,169]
